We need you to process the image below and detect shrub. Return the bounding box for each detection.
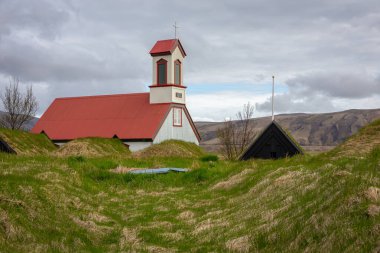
[88,169,113,182]
[183,168,210,183]
[368,145,380,160]
[68,156,85,163]
[200,154,219,162]
[123,173,135,183]
[92,159,118,170]
[67,156,86,168]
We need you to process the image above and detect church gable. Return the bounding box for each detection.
[153,105,200,144]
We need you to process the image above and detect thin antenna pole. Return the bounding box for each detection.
[272,75,275,121]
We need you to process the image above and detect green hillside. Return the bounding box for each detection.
[333,119,380,157]
[0,125,379,252]
[0,128,56,155]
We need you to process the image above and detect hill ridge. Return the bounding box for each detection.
[196,108,380,153]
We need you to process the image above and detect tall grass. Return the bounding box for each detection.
[0,132,379,251]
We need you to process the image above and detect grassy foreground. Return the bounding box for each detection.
[0,122,380,252]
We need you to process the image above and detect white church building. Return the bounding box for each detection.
[32,39,201,151]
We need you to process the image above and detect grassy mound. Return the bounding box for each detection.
[0,146,379,252]
[0,128,56,155]
[1,126,380,251]
[55,138,131,157]
[333,119,380,157]
[55,138,130,157]
[134,140,205,158]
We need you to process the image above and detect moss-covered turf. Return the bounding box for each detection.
[0,125,379,252]
[0,128,56,155]
[332,119,380,157]
[54,137,131,157]
[133,140,205,158]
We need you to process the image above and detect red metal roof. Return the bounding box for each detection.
[149,39,186,57]
[31,93,172,140]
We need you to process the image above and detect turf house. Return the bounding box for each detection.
[239,120,303,160]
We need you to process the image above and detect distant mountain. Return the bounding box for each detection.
[2,108,380,154]
[0,110,39,131]
[195,109,380,153]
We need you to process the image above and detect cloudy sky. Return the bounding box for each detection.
[0,0,379,121]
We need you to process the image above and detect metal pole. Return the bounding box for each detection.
[272,75,274,121]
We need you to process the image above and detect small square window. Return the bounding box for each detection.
[173,108,182,126]
[175,92,183,98]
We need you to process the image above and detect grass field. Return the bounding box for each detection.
[0,121,380,252]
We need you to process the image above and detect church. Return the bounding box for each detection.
[32,39,201,151]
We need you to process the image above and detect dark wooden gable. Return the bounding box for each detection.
[0,137,16,154]
[240,121,302,160]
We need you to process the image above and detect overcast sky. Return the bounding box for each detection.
[0,0,379,121]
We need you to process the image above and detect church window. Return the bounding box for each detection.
[174,60,181,85]
[173,108,182,126]
[157,59,167,85]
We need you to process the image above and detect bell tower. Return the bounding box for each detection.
[149,39,187,104]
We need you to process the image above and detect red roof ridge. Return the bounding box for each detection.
[156,39,177,43]
[32,93,173,140]
[149,39,186,57]
[55,92,149,101]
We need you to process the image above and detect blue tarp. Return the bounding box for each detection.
[129,168,189,174]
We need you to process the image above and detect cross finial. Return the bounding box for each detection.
[173,22,180,39]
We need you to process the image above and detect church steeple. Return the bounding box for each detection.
[149,39,187,104]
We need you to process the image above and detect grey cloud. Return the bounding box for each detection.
[0,0,379,117]
[0,77,147,117]
[0,37,148,82]
[255,93,336,114]
[286,72,380,99]
[0,0,69,39]
[256,71,380,115]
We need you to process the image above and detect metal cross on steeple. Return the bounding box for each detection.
[173,22,180,39]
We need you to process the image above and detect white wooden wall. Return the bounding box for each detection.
[153,108,199,145]
[123,141,152,152]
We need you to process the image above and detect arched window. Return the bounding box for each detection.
[174,60,181,85]
[157,59,167,85]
